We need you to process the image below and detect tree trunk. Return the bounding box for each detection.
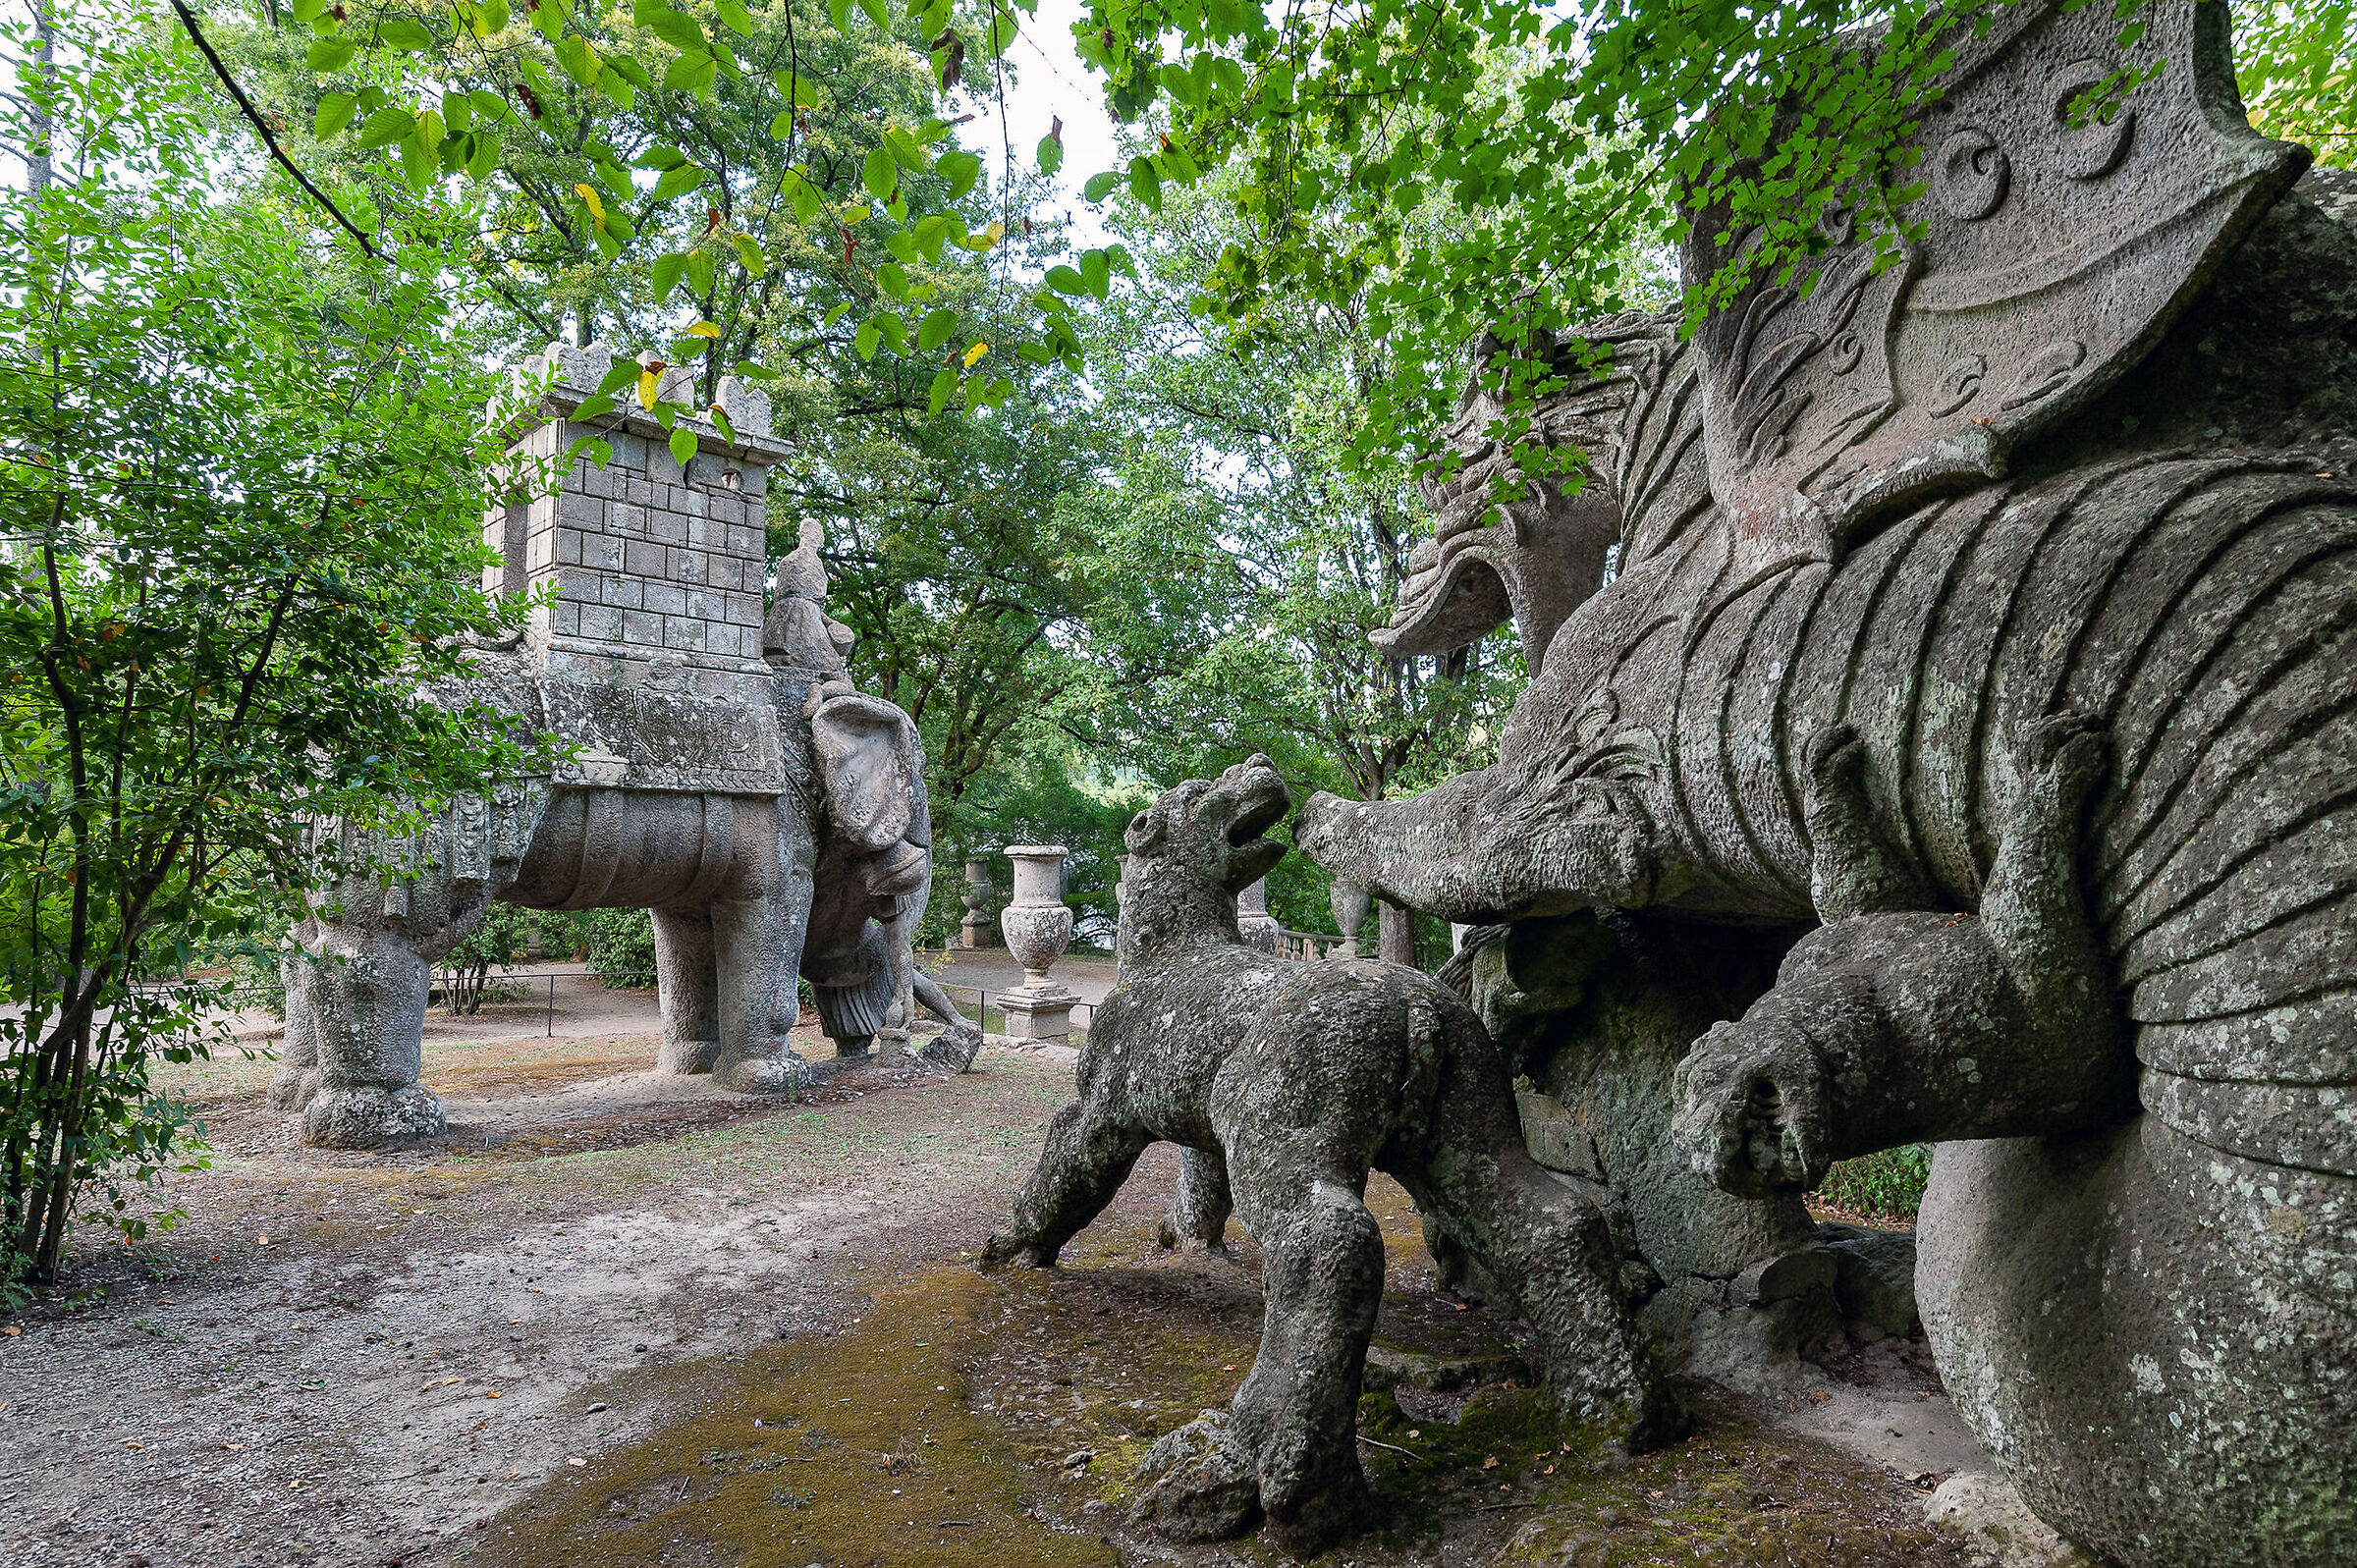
[27,0,53,203]
[1378,898,1418,969]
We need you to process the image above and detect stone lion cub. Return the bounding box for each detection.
[980,755,1675,1555]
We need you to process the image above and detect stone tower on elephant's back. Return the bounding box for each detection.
[486,341,785,696]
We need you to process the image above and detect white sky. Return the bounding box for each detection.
[954,0,1123,253]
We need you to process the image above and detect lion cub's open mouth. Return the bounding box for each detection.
[1227,781,1291,847]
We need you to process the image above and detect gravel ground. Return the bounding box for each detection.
[0,1021,2032,1568]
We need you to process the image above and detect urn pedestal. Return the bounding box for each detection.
[999,845,1076,1041]
[1237,877,1281,954]
[1329,882,1372,960]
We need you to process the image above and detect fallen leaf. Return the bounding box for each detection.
[568,1457,587,1467]
[290,1480,302,1490]
[1481,1456,1499,1470]
[485,1390,503,1399]
[222,1443,244,1451]
[1406,1430,1421,1439]
[1809,1390,1830,1404]
[1,1326,18,1336]
[124,1441,143,1450]
[1543,1464,1556,1475]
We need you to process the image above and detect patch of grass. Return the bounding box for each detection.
[476,1265,1115,1568]
[1815,1144,1931,1224]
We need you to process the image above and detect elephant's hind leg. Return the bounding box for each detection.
[651,906,722,1076]
[980,1097,1152,1271]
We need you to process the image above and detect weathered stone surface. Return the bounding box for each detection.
[1730,1245,1836,1308]
[1127,1413,1261,1542]
[1820,1222,1920,1338]
[1296,9,2356,1562]
[982,758,1677,1557]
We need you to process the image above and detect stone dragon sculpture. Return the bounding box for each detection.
[982,757,1674,1556]
[1297,4,2357,1563]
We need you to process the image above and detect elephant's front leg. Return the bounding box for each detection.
[301,917,446,1149]
[706,892,810,1094]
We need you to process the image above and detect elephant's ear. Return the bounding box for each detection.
[1686,0,2306,567]
[809,692,919,852]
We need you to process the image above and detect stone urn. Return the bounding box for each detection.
[959,855,996,948]
[999,845,1076,1040]
[1330,881,1372,960]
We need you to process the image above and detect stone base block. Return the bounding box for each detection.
[301,1084,447,1149]
[1001,986,1076,1041]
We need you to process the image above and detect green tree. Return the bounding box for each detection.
[0,16,540,1284]
[1060,169,1533,954]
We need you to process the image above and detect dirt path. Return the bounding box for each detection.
[1,1026,2016,1568]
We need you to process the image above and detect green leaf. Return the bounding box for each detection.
[634,143,689,171]
[465,130,501,180]
[605,54,655,90]
[875,311,906,353]
[1082,169,1122,202]
[314,92,357,138]
[926,367,956,417]
[862,146,898,202]
[569,436,615,466]
[732,234,767,277]
[651,251,688,301]
[558,33,602,85]
[828,0,850,29]
[305,35,356,71]
[442,90,472,133]
[1035,133,1063,176]
[378,17,435,49]
[467,88,510,121]
[651,161,707,200]
[854,319,882,360]
[915,306,958,351]
[1127,155,1163,211]
[1080,247,1110,297]
[669,428,699,466]
[936,148,981,198]
[399,133,433,186]
[875,261,910,297]
[291,0,325,21]
[1044,264,1086,296]
[663,53,718,94]
[354,107,414,150]
[574,397,617,420]
[857,0,889,27]
[982,4,1016,55]
[645,8,707,50]
[686,248,716,297]
[788,171,823,224]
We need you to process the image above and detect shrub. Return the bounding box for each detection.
[1816,1144,1932,1224]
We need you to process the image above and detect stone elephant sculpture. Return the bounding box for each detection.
[270,649,948,1146]
[1298,5,2357,1563]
